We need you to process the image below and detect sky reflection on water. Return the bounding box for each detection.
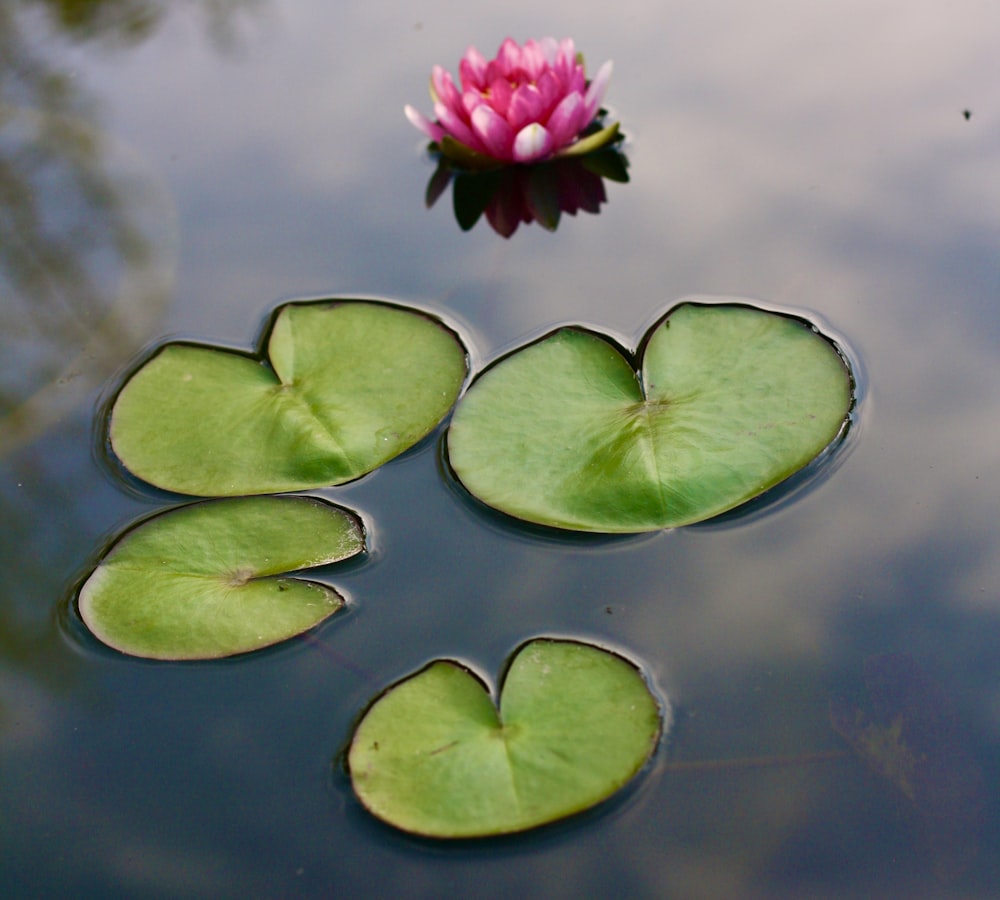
[1,0,999,896]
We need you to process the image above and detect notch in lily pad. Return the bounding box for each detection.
[447,302,854,532]
[109,299,469,496]
[348,638,664,838]
[78,495,365,660]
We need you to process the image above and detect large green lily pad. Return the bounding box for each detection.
[78,496,364,660]
[447,302,853,532]
[110,300,468,495]
[348,638,663,837]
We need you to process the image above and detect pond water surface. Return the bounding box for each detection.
[2,1,999,897]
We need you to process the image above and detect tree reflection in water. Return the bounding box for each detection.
[0,0,259,691]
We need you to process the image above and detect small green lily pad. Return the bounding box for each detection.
[110,300,468,495]
[447,302,853,532]
[348,638,663,838]
[78,496,364,660]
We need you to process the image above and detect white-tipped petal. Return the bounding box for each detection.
[404,105,444,141]
[513,123,554,163]
[583,60,613,121]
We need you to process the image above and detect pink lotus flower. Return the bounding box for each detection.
[405,37,617,166]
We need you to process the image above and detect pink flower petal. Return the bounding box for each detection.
[459,46,487,90]
[461,90,484,119]
[513,123,554,163]
[435,101,483,153]
[431,65,462,115]
[583,60,613,122]
[508,84,546,131]
[538,37,559,65]
[545,91,586,148]
[557,37,576,66]
[536,70,562,115]
[404,105,444,142]
[497,38,523,80]
[553,38,577,84]
[483,59,502,86]
[471,104,515,159]
[521,39,547,81]
[487,76,513,118]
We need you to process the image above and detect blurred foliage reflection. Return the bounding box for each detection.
[22,0,263,49]
[0,0,262,699]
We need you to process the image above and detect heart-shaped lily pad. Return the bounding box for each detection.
[78,495,364,660]
[447,302,853,532]
[110,300,469,495]
[348,638,663,837]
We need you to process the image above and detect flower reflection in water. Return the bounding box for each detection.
[423,144,629,238]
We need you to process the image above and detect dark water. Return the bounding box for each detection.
[2,2,999,896]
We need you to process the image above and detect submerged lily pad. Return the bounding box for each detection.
[110,300,468,495]
[348,638,663,838]
[830,653,986,882]
[447,302,853,532]
[78,496,364,660]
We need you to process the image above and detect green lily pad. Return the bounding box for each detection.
[447,302,853,532]
[348,638,663,838]
[109,300,468,495]
[78,496,364,660]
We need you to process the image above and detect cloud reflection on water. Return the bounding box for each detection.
[2,0,998,895]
